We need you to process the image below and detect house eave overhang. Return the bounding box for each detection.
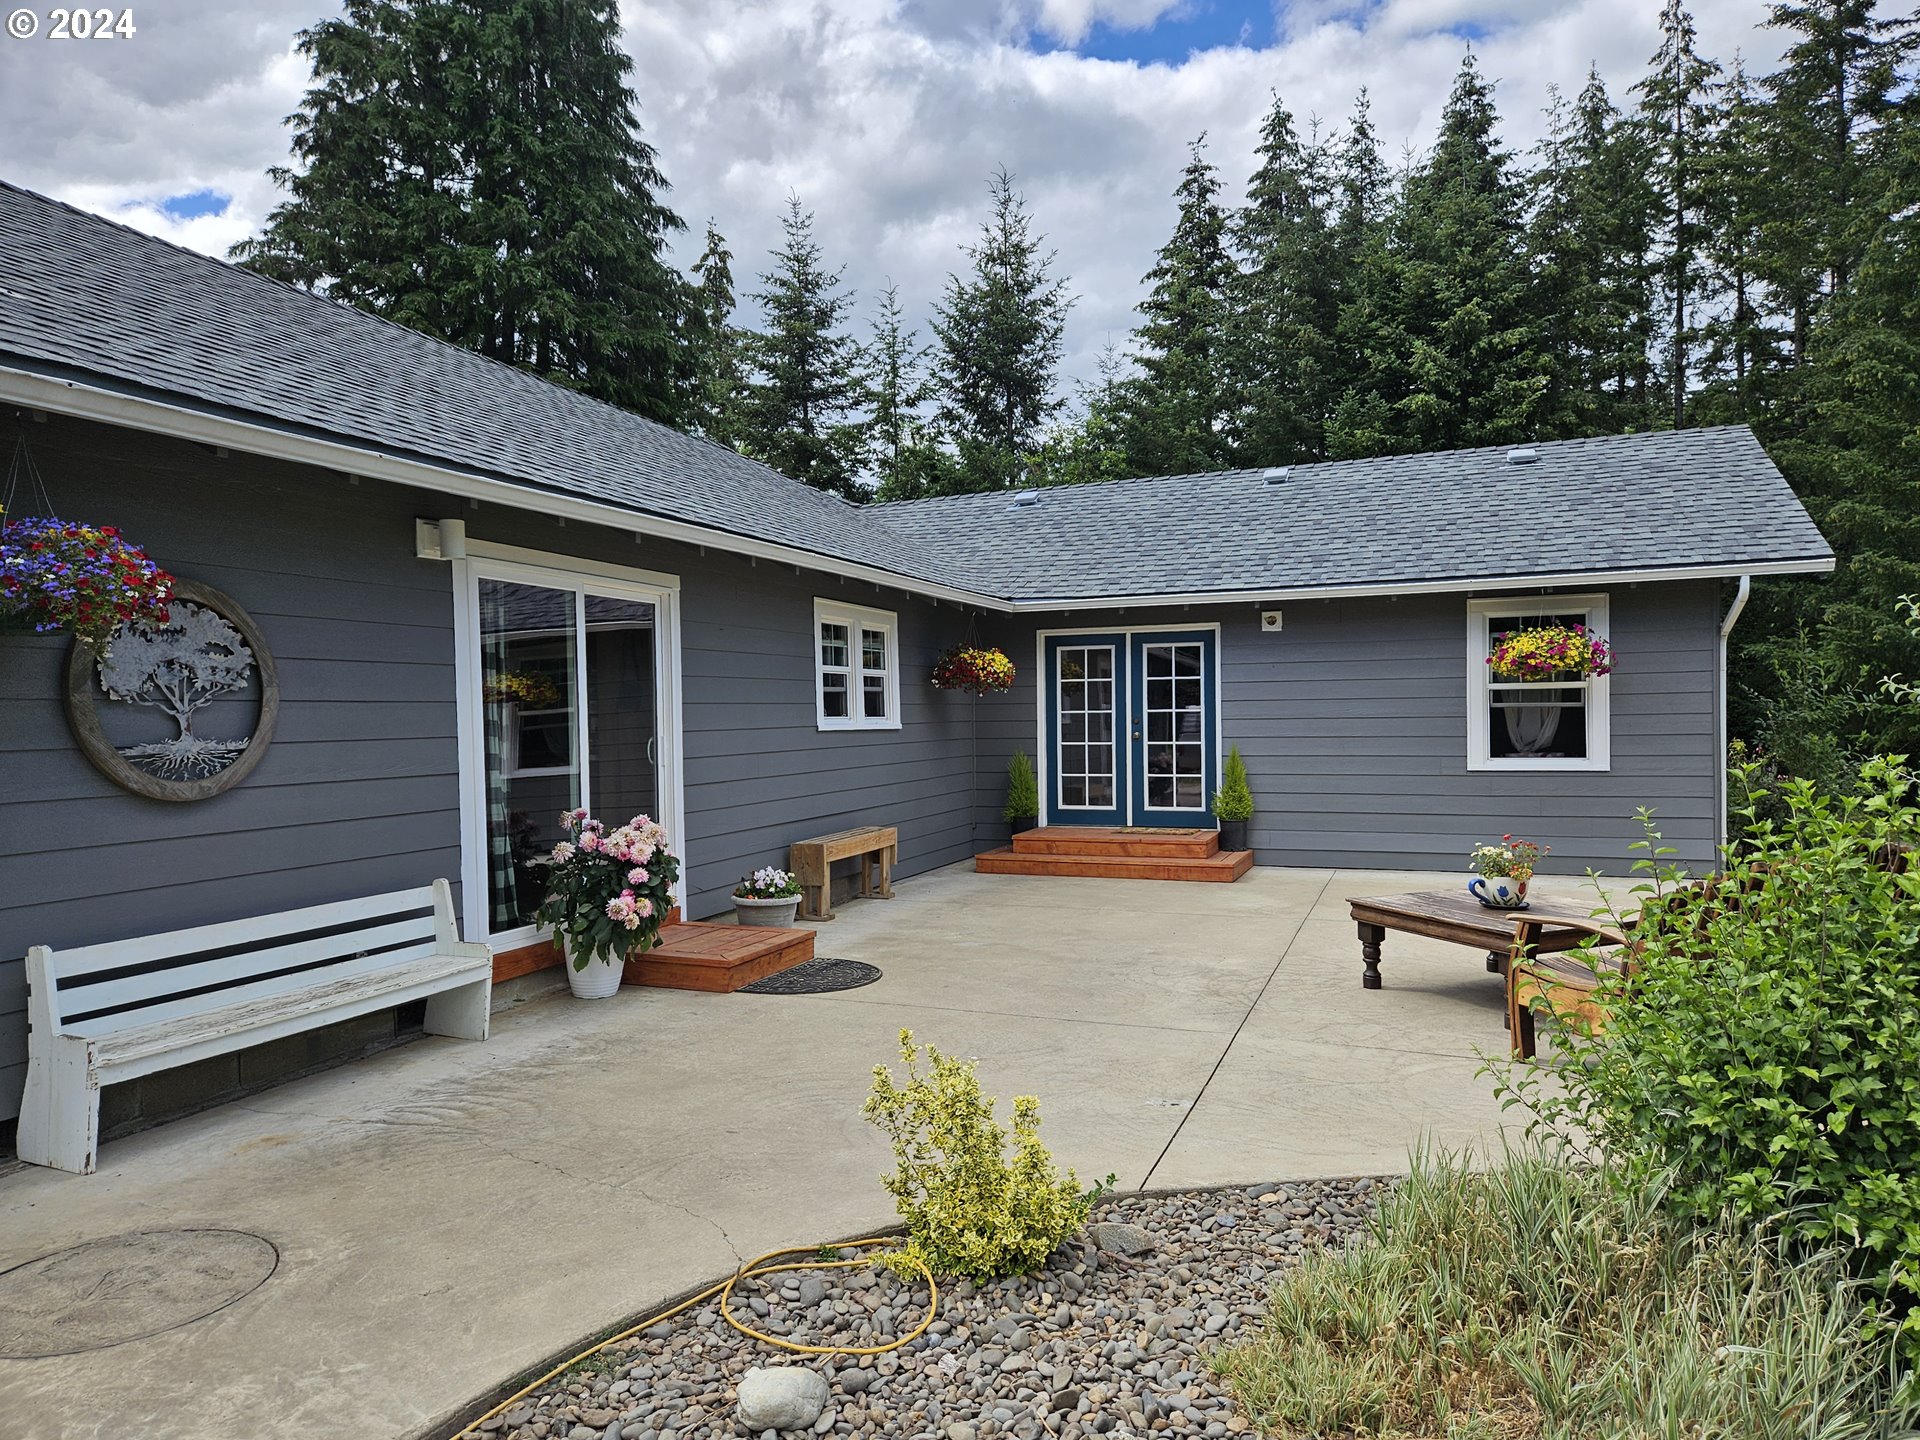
[1,360,1835,615]
[0,360,1011,611]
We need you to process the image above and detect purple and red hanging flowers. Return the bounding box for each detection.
[0,511,174,655]
[1487,623,1613,681]
[931,645,1016,695]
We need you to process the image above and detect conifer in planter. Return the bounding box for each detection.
[1213,745,1254,852]
[1004,749,1039,836]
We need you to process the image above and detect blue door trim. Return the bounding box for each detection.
[1043,633,1127,827]
[1127,630,1218,828]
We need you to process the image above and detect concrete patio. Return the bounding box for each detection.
[0,862,1591,1440]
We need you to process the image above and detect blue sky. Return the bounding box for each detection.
[1029,1,1277,61]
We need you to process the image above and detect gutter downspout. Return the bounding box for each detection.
[1717,575,1753,857]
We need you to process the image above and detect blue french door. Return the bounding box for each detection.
[1044,634,1125,826]
[1128,631,1217,827]
[1044,630,1218,828]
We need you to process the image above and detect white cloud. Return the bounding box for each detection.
[2,0,1903,398]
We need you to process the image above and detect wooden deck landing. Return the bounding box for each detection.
[620,921,814,993]
[975,826,1253,882]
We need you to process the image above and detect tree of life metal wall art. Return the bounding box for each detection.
[64,579,280,802]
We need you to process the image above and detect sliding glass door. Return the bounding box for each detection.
[467,562,677,941]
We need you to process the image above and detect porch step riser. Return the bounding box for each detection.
[975,850,1254,883]
[1012,827,1221,859]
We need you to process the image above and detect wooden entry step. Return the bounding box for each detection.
[1012,825,1221,859]
[620,921,814,993]
[975,846,1253,883]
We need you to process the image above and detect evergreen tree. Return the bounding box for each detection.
[1332,55,1544,455]
[737,196,869,497]
[1527,71,1659,436]
[1116,135,1238,475]
[867,282,942,500]
[1693,57,1787,418]
[1231,98,1339,465]
[688,220,745,446]
[234,0,692,424]
[1036,344,1137,488]
[930,168,1075,492]
[1755,1,1916,363]
[1635,0,1722,429]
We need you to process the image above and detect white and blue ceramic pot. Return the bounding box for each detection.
[1468,875,1529,909]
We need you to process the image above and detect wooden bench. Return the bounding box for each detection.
[17,880,492,1174]
[789,826,897,921]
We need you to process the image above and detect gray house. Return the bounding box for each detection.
[0,182,1832,1131]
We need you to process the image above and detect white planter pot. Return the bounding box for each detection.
[733,894,802,927]
[1468,875,1530,909]
[561,942,625,999]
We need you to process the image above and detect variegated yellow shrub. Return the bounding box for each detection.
[863,1029,1089,1281]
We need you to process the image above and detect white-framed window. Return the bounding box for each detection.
[1467,594,1611,772]
[814,599,900,731]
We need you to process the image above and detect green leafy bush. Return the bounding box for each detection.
[1213,744,1254,823]
[1003,749,1039,822]
[1509,757,1920,1357]
[863,1029,1088,1281]
[1215,1148,1914,1439]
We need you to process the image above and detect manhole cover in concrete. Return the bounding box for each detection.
[0,1229,278,1358]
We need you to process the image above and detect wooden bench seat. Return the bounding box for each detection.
[17,880,491,1174]
[789,826,897,921]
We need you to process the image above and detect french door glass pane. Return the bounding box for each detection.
[1057,646,1116,809]
[479,580,579,932]
[1142,642,1206,812]
[585,594,659,828]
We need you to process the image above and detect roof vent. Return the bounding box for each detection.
[1011,488,1041,507]
[1262,466,1290,485]
[1506,447,1540,466]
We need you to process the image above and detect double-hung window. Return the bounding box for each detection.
[1467,595,1611,772]
[815,599,900,730]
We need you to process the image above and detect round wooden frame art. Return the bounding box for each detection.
[64,579,280,803]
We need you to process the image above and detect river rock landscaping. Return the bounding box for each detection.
[471,1177,1385,1440]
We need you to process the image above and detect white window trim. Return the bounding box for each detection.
[1467,593,1611,773]
[451,544,686,947]
[813,598,902,731]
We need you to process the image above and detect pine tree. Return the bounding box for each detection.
[688,220,745,446]
[1230,98,1338,465]
[1693,57,1787,418]
[234,0,692,424]
[1036,344,1136,487]
[867,282,942,500]
[1116,136,1238,476]
[1528,71,1659,436]
[1332,55,1544,455]
[737,196,869,497]
[930,168,1075,492]
[1635,0,1722,429]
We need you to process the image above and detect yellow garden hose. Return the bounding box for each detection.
[454,1239,938,1438]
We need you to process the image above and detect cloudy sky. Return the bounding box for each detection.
[0,1,1883,393]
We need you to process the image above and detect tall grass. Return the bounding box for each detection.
[1212,1149,1917,1440]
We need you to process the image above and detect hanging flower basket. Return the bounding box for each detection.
[932,645,1016,695]
[1487,624,1613,681]
[0,513,174,656]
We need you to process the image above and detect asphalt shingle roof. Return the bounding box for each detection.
[0,181,1832,605]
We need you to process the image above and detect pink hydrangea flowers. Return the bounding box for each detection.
[534,809,683,970]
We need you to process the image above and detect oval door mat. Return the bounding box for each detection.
[739,958,883,995]
[0,1228,278,1357]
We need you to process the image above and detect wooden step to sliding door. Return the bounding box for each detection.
[1011,826,1221,859]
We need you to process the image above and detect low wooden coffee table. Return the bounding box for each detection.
[1348,890,1602,990]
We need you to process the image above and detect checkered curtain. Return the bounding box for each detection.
[483,625,518,930]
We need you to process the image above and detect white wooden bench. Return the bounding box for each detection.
[17,879,492,1174]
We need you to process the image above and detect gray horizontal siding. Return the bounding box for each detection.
[0,415,464,1123]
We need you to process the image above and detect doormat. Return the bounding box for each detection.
[740,958,882,995]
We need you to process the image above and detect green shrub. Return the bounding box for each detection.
[1003,749,1039,822]
[1214,1148,1915,1439]
[1508,757,1920,1359]
[862,1029,1088,1281]
[1213,744,1254,823]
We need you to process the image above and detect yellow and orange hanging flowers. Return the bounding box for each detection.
[931,645,1016,695]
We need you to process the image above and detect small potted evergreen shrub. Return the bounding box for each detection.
[733,866,802,927]
[1004,749,1039,836]
[1213,745,1254,852]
